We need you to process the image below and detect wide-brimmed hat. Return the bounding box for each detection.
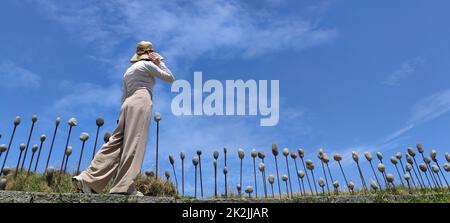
[130,41,154,63]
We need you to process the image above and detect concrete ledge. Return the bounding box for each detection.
[0,191,177,203]
[0,190,448,203]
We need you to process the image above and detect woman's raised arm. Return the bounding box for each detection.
[142,60,175,83]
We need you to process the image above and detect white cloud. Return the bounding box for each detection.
[49,80,122,117]
[340,88,450,167]
[30,0,337,69]
[0,60,41,89]
[382,124,414,143]
[407,89,450,124]
[383,57,424,86]
[384,88,450,143]
[30,1,128,55]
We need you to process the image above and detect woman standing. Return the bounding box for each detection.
[73,41,175,196]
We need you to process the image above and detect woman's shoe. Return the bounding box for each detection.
[131,191,144,197]
[110,190,144,197]
[72,175,94,194]
[127,190,144,197]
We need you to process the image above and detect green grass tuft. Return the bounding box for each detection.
[5,170,76,193]
[135,174,177,196]
[2,170,177,196]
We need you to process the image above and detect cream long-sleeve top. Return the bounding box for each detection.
[121,60,175,104]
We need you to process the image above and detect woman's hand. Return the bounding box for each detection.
[148,52,162,65]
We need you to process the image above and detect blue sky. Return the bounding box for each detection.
[1,0,449,196]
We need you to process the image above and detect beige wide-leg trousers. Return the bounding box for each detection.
[79,89,152,193]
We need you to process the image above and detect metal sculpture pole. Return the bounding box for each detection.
[323,154,335,192]
[169,154,178,195]
[282,175,289,197]
[223,166,228,197]
[63,146,72,174]
[297,170,306,195]
[258,162,267,198]
[180,152,185,196]
[418,163,432,188]
[404,173,412,192]
[377,163,389,189]
[352,151,368,193]
[223,148,228,196]
[406,163,419,189]
[318,149,330,195]
[431,165,443,188]
[251,149,258,198]
[0,144,6,163]
[223,147,227,166]
[20,115,37,171]
[14,144,25,179]
[268,175,275,198]
[272,144,282,198]
[197,149,203,197]
[298,148,313,195]
[258,151,267,197]
[60,118,77,176]
[417,144,438,187]
[213,159,218,198]
[291,152,303,195]
[390,156,405,187]
[406,154,422,189]
[154,113,161,179]
[396,152,406,174]
[333,153,350,192]
[376,152,383,164]
[26,144,38,176]
[34,135,46,172]
[92,117,104,159]
[192,156,199,198]
[213,150,219,198]
[408,147,425,187]
[306,160,319,195]
[237,148,245,197]
[423,156,439,188]
[386,173,396,190]
[430,149,449,187]
[76,133,89,175]
[365,152,382,189]
[282,148,293,197]
[44,117,60,172]
[1,116,21,175]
